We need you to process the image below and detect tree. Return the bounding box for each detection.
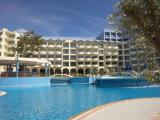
[109,0,160,54]
[14,31,44,57]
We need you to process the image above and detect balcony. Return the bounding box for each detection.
[78,45,84,48]
[92,52,98,55]
[5,37,15,42]
[55,45,62,48]
[92,64,99,67]
[55,51,62,54]
[48,51,54,54]
[56,58,62,61]
[85,52,91,54]
[85,58,92,61]
[85,65,92,67]
[54,65,62,67]
[48,45,54,48]
[86,46,92,48]
[48,58,54,61]
[112,58,118,61]
[42,45,47,47]
[112,65,118,67]
[92,58,99,61]
[40,51,46,54]
[78,58,84,61]
[93,46,98,49]
[78,52,84,54]
[105,52,112,55]
[5,44,13,48]
[106,65,112,67]
[112,53,118,55]
[106,58,112,61]
[78,65,84,67]
[33,52,39,55]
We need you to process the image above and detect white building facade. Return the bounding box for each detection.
[1,28,159,75]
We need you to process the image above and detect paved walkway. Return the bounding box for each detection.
[70,98,160,120]
[0,91,6,96]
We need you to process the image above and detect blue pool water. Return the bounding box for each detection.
[0,85,160,120]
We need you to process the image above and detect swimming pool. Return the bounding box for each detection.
[0,85,160,120]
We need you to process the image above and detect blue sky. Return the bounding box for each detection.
[0,0,117,37]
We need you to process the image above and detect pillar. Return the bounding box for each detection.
[45,63,48,77]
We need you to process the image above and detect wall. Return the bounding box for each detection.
[95,76,150,87]
[70,77,89,84]
[0,77,50,87]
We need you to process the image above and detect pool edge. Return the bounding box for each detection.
[68,97,160,120]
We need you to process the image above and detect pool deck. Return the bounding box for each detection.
[0,91,7,96]
[70,98,160,120]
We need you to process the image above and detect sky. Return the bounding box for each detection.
[0,0,118,38]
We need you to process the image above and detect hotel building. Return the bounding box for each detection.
[33,37,119,75]
[0,28,159,75]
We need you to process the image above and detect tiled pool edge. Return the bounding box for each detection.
[69,97,160,120]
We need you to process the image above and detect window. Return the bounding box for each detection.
[118,56,123,60]
[105,32,110,36]
[131,61,137,64]
[117,33,122,36]
[106,56,111,59]
[131,55,137,58]
[112,56,117,59]
[119,62,123,66]
[63,43,69,47]
[55,55,61,58]
[40,55,46,58]
[71,62,76,66]
[63,49,69,54]
[124,50,130,54]
[92,62,97,65]
[55,61,61,65]
[123,38,129,41]
[124,44,129,49]
[106,62,111,65]
[85,62,90,65]
[111,39,116,41]
[99,50,103,54]
[71,43,76,48]
[118,39,122,41]
[92,56,97,59]
[63,55,69,60]
[78,56,83,59]
[70,49,76,54]
[99,56,104,60]
[105,38,110,41]
[125,56,130,60]
[131,49,137,52]
[63,62,69,66]
[111,32,116,37]
[113,62,117,65]
[78,62,83,65]
[99,62,104,66]
[71,56,76,60]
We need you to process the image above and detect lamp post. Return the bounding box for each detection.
[16,51,19,77]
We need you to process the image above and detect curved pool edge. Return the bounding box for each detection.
[0,91,7,96]
[69,97,160,120]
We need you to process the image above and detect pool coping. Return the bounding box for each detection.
[69,97,160,120]
[0,91,7,96]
